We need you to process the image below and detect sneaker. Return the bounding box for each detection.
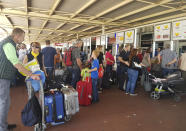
[125,92,129,95]
[130,93,138,96]
[7,124,17,130]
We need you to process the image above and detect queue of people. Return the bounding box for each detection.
[117,43,186,96]
[1,28,186,131]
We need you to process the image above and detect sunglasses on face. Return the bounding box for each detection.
[32,46,40,49]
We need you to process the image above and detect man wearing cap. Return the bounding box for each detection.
[71,39,83,89]
[0,28,40,131]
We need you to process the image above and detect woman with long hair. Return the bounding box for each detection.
[126,48,143,96]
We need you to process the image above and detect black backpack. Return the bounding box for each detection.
[21,95,42,126]
[62,69,72,84]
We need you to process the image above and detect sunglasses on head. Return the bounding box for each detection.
[32,46,40,49]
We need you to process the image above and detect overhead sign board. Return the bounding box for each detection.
[173,20,186,40]
[55,43,67,46]
[116,32,124,44]
[124,30,134,43]
[86,37,91,46]
[96,36,101,45]
[154,23,171,41]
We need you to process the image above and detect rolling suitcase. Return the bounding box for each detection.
[76,80,92,106]
[44,91,65,125]
[61,86,79,116]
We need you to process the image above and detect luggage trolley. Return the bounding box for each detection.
[26,80,46,131]
[26,80,76,131]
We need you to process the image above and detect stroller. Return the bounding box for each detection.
[142,68,186,102]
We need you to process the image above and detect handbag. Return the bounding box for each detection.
[98,67,104,78]
[131,61,141,69]
[21,95,42,126]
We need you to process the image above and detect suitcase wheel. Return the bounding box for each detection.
[64,115,71,122]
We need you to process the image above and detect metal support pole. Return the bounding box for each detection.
[170,40,174,51]
[153,41,156,57]
[89,37,91,55]
[106,35,108,49]
[134,28,137,48]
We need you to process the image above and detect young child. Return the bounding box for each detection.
[88,50,99,103]
[81,61,91,82]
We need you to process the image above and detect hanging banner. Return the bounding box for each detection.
[101,35,106,45]
[124,30,134,43]
[86,38,91,46]
[116,32,124,44]
[154,23,171,41]
[173,20,186,40]
[96,36,101,45]
[55,43,67,46]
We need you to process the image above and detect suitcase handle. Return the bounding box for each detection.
[80,86,85,99]
[61,84,68,88]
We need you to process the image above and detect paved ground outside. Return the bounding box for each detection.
[8,84,186,131]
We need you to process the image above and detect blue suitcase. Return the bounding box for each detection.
[44,91,65,125]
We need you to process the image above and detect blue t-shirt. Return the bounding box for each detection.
[91,59,99,79]
[42,46,56,68]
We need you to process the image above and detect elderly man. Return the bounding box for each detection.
[0,28,40,131]
[71,39,83,89]
[158,43,177,77]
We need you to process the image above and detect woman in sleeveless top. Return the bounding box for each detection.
[23,42,46,74]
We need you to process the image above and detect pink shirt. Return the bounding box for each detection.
[105,51,115,65]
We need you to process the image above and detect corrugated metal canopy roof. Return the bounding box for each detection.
[0,0,186,44]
